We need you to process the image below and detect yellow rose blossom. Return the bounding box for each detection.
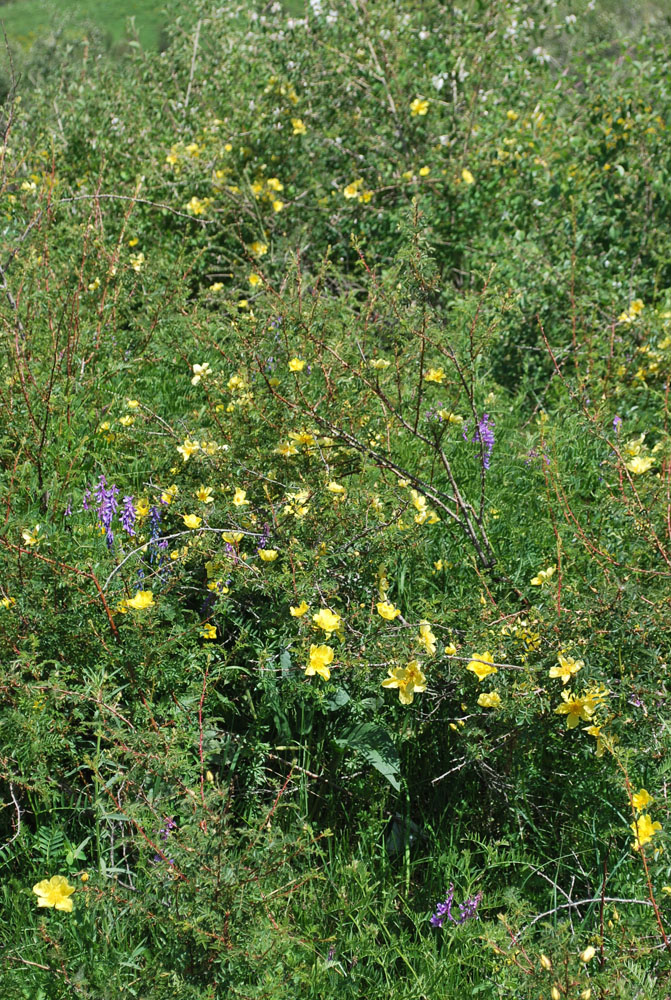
[630,813,662,851]
[1,596,16,609]
[222,531,243,544]
[625,455,654,474]
[478,691,502,709]
[177,438,200,462]
[275,442,299,456]
[22,525,43,547]
[291,117,307,135]
[381,660,427,705]
[126,399,140,409]
[632,788,653,812]
[119,415,134,427]
[126,590,155,610]
[467,651,497,682]
[258,548,278,562]
[191,362,212,385]
[369,358,391,370]
[444,641,457,656]
[161,485,178,505]
[33,875,75,912]
[461,168,475,185]
[549,652,584,685]
[313,608,342,635]
[272,200,284,213]
[327,481,346,494]
[248,273,262,287]
[530,564,556,586]
[249,241,268,256]
[232,488,250,506]
[306,643,334,681]
[410,98,429,116]
[288,357,306,372]
[183,514,202,529]
[586,720,607,754]
[377,601,401,621]
[290,601,309,617]
[196,486,214,504]
[554,690,596,728]
[200,623,217,639]
[423,367,446,383]
[417,621,437,656]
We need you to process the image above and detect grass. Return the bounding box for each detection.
[0,0,166,50]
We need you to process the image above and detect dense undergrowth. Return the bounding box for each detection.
[2,1,671,996]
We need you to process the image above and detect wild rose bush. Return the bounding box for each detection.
[1,1,671,996]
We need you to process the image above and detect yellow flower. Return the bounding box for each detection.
[210,282,224,292]
[232,488,250,507]
[191,362,212,385]
[161,484,178,505]
[625,455,654,475]
[549,652,584,685]
[313,608,342,635]
[183,513,202,529]
[530,564,556,586]
[222,531,243,544]
[119,415,135,427]
[583,724,606,757]
[291,117,306,135]
[478,691,502,709]
[461,168,475,185]
[306,643,334,681]
[423,367,446,383]
[444,641,457,656]
[250,241,268,256]
[554,690,596,729]
[579,946,596,963]
[419,165,430,176]
[369,358,391,370]
[196,486,214,504]
[467,651,497,682]
[258,548,278,562]
[410,98,429,116]
[22,525,43,547]
[200,623,217,639]
[0,596,16,609]
[327,481,346,495]
[125,590,155,610]
[630,813,662,851]
[275,441,299,457]
[437,410,463,424]
[377,601,401,621]
[33,875,75,912]
[506,110,519,121]
[267,177,284,192]
[177,438,200,462]
[248,272,262,288]
[288,357,306,372]
[129,252,145,272]
[126,399,140,409]
[207,580,230,595]
[381,660,427,705]
[417,621,437,656]
[288,430,315,446]
[632,788,654,812]
[290,600,309,617]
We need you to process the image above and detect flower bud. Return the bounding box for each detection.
[580,945,596,963]
[540,953,552,971]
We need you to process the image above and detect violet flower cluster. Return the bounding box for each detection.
[463,412,495,470]
[83,475,139,548]
[430,884,483,928]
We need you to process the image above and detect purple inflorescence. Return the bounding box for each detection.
[430,884,482,928]
[95,475,119,548]
[613,415,622,434]
[120,496,136,536]
[462,413,496,470]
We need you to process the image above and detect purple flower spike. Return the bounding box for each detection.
[613,415,622,434]
[120,496,136,536]
[431,884,482,928]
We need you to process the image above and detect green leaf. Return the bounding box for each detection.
[336,722,401,791]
